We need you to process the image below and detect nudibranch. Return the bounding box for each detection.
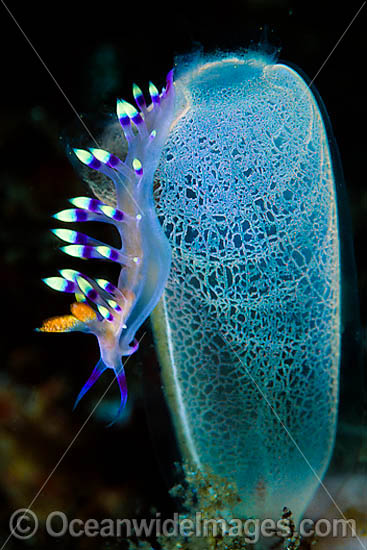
[38,70,175,423]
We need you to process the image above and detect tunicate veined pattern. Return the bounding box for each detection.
[152,53,340,523]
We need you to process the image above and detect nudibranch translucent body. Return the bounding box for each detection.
[38,71,175,423]
[152,53,341,523]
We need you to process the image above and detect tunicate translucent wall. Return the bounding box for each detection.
[152,52,341,523]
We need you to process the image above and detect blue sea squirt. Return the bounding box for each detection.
[151,53,342,524]
[38,71,175,423]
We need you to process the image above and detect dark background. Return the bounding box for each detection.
[0,1,365,548]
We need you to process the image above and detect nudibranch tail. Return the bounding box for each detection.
[38,70,175,423]
[73,358,109,410]
[108,362,128,427]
